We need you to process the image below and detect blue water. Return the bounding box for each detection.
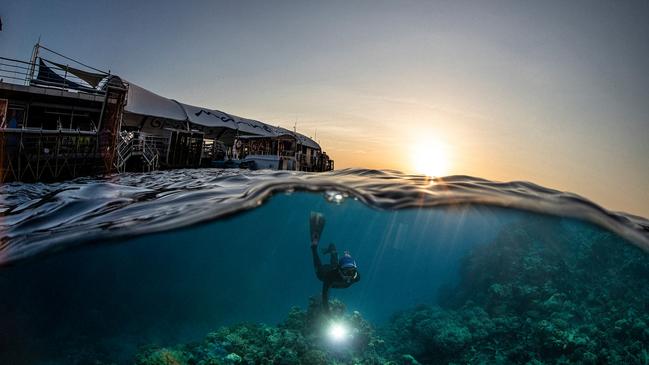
[0,169,647,364]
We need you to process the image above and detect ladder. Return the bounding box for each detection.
[115,131,159,172]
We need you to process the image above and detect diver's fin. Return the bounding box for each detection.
[310,211,325,243]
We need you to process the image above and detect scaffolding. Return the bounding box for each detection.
[0,44,128,182]
[0,128,108,182]
[1,43,335,182]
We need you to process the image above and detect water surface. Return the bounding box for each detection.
[0,169,647,364]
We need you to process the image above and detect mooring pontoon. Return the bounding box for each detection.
[0,43,333,182]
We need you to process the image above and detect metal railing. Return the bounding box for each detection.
[144,134,169,166]
[115,131,167,172]
[0,57,32,85]
[0,56,108,95]
[0,128,107,182]
[142,140,159,172]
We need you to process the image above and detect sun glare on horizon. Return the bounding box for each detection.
[410,137,451,177]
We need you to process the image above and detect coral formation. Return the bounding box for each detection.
[135,347,192,365]
[134,298,386,365]
[385,217,649,364]
[133,217,649,364]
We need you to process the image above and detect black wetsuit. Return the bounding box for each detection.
[311,245,360,312]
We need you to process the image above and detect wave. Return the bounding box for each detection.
[1,168,648,266]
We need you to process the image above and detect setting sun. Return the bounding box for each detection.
[410,138,451,177]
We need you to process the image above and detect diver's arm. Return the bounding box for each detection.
[329,246,339,266]
[322,282,330,313]
[354,271,361,283]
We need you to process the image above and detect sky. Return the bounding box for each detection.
[1,0,648,217]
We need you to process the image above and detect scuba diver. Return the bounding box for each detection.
[310,212,360,313]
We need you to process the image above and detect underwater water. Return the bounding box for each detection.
[0,169,648,365]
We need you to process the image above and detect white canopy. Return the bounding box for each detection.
[182,103,238,130]
[296,134,320,150]
[231,115,276,137]
[275,126,320,149]
[124,83,320,149]
[125,83,187,121]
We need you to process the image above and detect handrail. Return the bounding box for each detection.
[0,56,33,66]
[115,131,163,172]
[38,45,110,74]
[0,56,108,95]
[0,128,98,136]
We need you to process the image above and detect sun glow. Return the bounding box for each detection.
[411,137,450,177]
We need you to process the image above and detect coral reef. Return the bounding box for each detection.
[135,347,193,365]
[133,217,649,364]
[386,217,649,364]
[134,298,388,365]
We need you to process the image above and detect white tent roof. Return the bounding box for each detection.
[182,103,238,130]
[180,102,275,136]
[125,83,187,121]
[275,126,320,149]
[232,115,277,137]
[124,83,320,149]
[296,133,320,150]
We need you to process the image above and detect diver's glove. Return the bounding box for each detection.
[310,211,325,246]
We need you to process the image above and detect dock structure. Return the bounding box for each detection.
[0,44,333,183]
